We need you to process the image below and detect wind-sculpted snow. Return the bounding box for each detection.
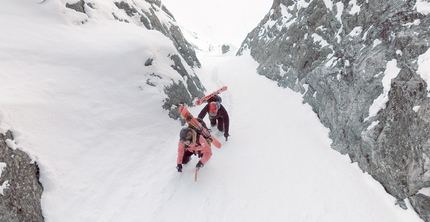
[63,0,205,118]
[239,0,430,221]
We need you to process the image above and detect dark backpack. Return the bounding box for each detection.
[207,94,222,104]
[194,118,212,144]
[196,118,210,134]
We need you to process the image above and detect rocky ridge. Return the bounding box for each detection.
[238,0,430,221]
[0,131,44,222]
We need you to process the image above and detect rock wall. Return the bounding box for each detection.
[238,0,430,220]
[0,131,44,221]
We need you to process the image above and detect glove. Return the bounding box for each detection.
[198,151,203,158]
[196,161,204,169]
[176,164,182,172]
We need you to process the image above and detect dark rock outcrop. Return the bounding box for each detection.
[222,44,231,54]
[0,131,44,221]
[410,193,430,221]
[238,0,430,220]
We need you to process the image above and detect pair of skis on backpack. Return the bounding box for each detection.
[195,86,227,105]
[179,86,227,181]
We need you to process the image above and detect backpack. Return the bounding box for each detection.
[196,118,210,135]
[207,94,222,104]
[195,118,212,145]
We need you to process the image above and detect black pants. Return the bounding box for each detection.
[182,150,193,164]
[210,117,224,132]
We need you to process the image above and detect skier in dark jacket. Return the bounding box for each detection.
[198,95,230,141]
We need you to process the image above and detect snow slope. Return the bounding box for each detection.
[0,0,425,221]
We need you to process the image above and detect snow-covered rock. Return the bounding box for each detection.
[64,0,205,119]
[0,131,43,221]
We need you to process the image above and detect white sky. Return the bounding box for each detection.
[161,0,273,49]
[0,0,429,221]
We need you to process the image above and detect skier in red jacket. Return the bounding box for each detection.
[198,95,230,141]
[176,126,212,172]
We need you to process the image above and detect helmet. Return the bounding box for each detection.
[179,127,193,142]
[209,102,220,116]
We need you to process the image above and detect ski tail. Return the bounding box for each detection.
[194,168,199,181]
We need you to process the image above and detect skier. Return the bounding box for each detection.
[198,95,230,141]
[176,126,213,172]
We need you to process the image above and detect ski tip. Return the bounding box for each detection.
[179,105,188,117]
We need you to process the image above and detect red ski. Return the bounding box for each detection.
[195,86,227,105]
[179,105,222,148]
